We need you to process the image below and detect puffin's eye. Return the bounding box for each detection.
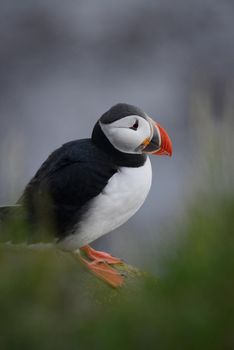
[129,120,139,131]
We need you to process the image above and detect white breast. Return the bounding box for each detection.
[61,157,152,250]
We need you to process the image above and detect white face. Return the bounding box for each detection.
[100,115,153,154]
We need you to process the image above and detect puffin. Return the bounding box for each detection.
[0,103,172,287]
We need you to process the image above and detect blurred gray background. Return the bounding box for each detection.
[0,0,233,268]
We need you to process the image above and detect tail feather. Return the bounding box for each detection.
[0,205,55,244]
[0,205,30,244]
[0,205,23,222]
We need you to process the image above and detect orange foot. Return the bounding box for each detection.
[80,256,124,288]
[80,245,123,265]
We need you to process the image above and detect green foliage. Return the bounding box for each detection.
[0,194,234,350]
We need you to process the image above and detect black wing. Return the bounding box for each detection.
[19,139,117,239]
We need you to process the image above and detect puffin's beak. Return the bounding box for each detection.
[142,118,173,156]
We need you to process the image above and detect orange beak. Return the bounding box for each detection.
[143,119,173,157]
[153,122,173,156]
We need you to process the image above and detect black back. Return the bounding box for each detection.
[19,136,146,240]
[19,140,116,239]
[16,104,148,241]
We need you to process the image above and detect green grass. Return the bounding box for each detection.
[0,194,234,350]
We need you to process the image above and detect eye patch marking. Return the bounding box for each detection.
[129,120,139,131]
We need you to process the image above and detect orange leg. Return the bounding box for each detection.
[80,256,124,288]
[80,245,123,265]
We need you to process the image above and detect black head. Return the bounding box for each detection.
[92,103,172,166]
[100,103,147,125]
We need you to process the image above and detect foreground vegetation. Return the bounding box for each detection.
[0,193,233,350]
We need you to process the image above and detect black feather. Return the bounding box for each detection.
[17,139,119,239]
[2,116,146,243]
